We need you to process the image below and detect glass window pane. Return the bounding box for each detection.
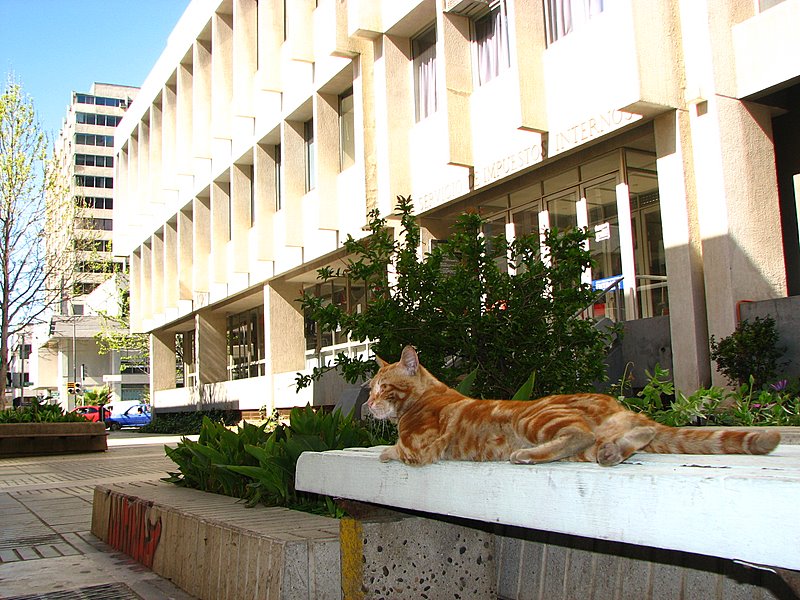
[475,1,509,85]
[413,26,437,121]
[580,152,619,180]
[543,168,579,195]
[339,89,355,171]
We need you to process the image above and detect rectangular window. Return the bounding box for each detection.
[275,144,283,210]
[304,120,316,192]
[544,0,604,45]
[413,26,437,122]
[75,133,114,147]
[475,1,510,85]
[75,112,121,127]
[75,154,113,167]
[339,88,355,171]
[227,306,266,380]
[75,175,113,189]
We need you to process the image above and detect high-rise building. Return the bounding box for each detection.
[51,82,138,314]
[32,83,149,409]
[115,0,800,417]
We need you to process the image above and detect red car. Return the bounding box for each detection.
[70,405,108,423]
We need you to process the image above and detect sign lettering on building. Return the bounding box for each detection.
[474,142,546,189]
[551,110,642,155]
[415,175,471,213]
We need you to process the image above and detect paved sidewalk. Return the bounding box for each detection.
[0,432,198,600]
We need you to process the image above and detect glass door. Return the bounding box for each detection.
[629,172,668,318]
[583,176,624,320]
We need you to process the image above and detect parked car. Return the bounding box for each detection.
[105,403,151,430]
[70,405,108,423]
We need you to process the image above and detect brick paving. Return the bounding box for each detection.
[0,434,197,600]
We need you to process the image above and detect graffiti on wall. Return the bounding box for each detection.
[107,494,163,568]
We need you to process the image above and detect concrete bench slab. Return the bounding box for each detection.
[296,443,800,572]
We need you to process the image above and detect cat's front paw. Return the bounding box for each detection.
[597,442,623,466]
[379,446,399,462]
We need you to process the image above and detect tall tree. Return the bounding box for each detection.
[0,75,72,406]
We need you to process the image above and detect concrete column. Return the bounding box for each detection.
[150,230,164,316]
[379,37,413,213]
[150,331,176,393]
[439,11,472,167]
[149,101,163,204]
[211,181,231,284]
[231,163,252,271]
[164,218,178,309]
[128,130,139,208]
[655,110,710,392]
[177,207,193,301]
[193,195,211,295]
[212,11,234,139]
[140,241,152,323]
[316,93,339,230]
[257,0,283,91]
[137,121,150,202]
[253,143,275,261]
[193,40,212,160]
[176,62,194,175]
[510,0,547,131]
[282,121,305,247]
[161,83,177,185]
[233,0,257,116]
[195,311,227,385]
[266,281,305,375]
[287,0,314,62]
[129,248,142,332]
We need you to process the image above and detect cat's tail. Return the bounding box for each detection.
[644,425,780,456]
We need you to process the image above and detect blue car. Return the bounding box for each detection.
[105,403,151,430]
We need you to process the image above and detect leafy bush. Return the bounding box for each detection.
[138,409,240,435]
[298,195,614,399]
[163,405,392,516]
[710,316,786,388]
[620,366,800,427]
[0,398,87,423]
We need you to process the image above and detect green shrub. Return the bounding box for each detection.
[163,405,392,516]
[620,367,800,427]
[0,398,87,423]
[139,409,240,435]
[709,316,786,388]
[298,195,613,399]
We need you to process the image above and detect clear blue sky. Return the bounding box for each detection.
[0,0,191,143]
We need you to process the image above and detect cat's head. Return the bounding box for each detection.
[367,345,423,420]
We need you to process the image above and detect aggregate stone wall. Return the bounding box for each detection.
[341,512,496,600]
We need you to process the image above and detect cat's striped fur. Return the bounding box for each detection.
[367,346,781,466]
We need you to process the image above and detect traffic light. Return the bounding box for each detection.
[75,382,83,395]
[67,382,75,394]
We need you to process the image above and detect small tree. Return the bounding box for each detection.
[0,75,73,406]
[710,316,786,388]
[298,196,614,399]
[94,281,149,376]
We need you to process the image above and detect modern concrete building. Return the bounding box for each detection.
[34,83,149,409]
[115,0,800,415]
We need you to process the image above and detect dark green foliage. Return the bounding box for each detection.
[138,409,240,435]
[163,405,392,516]
[0,398,87,423]
[298,195,613,399]
[709,316,786,388]
[620,366,800,427]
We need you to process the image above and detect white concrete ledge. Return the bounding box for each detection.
[296,444,800,571]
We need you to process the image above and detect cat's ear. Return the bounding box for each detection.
[400,345,419,375]
[375,355,388,368]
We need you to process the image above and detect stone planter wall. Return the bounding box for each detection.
[0,421,107,456]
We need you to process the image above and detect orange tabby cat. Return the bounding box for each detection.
[367,346,781,466]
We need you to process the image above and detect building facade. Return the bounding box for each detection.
[35,83,149,409]
[115,0,800,414]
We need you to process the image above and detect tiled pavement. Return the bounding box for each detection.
[0,433,197,600]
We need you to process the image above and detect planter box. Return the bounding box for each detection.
[0,422,108,456]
